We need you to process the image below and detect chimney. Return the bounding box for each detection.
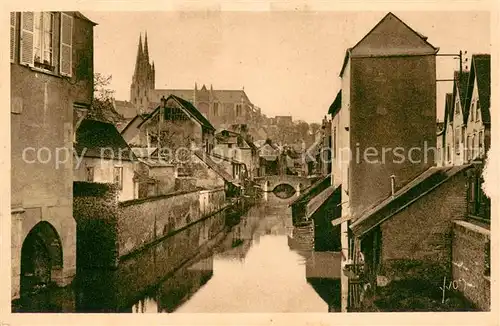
[161,95,167,107]
[390,175,396,197]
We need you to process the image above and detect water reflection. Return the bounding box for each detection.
[14,192,341,313]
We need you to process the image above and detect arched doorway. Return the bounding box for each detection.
[20,222,63,296]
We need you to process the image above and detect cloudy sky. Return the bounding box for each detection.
[83,10,490,123]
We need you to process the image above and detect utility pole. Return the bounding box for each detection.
[436,50,468,82]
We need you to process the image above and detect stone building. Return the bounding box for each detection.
[443,70,470,166]
[10,11,96,299]
[326,12,440,311]
[114,34,261,129]
[135,94,216,157]
[74,119,139,202]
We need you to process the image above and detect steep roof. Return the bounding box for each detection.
[465,54,491,124]
[75,119,135,161]
[193,150,237,185]
[443,93,453,128]
[328,90,342,116]
[451,70,471,124]
[114,100,137,120]
[171,95,215,130]
[289,174,331,207]
[131,147,157,158]
[350,165,473,236]
[306,185,340,218]
[139,95,215,131]
[339,12,438,77]
[72,12,98,25]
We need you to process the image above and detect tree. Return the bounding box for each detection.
[90,73,125,123]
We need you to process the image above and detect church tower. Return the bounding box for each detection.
[130,32,155,114]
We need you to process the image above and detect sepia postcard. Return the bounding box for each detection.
[1,1,498,325]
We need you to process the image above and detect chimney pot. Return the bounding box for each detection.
[390,175,396,197]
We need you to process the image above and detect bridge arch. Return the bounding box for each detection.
[256,175,315,194]
[20,221,63,296]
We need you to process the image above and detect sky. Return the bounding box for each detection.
[83,10,490,123]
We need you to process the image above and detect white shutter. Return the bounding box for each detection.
[10,12,16,62]
[19,12,34,66]
[60,13,73,77]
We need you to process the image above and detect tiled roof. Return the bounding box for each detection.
[193,150,236,185]
[131,147,157,158]
[339,12,437,77]
[171,95,215,130]
[140,95,215,131]
[350,165,473,236]
[443,93,453,128]
[306,185,340,218]
[289,174,331,207]
[75,119,135,161]
[137,157,173,167]
[72,12,98,25]
[465,54,491,124]
[114,100,137,120]
[451,70,471,124]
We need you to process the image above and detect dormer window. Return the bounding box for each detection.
[471,102,475,121]
[455,99,460,115]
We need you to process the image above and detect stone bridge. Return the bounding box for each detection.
[254,175,315,194]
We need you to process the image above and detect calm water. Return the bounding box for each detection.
[13,193,341,313]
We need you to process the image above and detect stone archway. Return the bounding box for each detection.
[20,221,63,296]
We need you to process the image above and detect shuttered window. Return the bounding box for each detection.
[33,12,54,70]
[20,12,35,66]
[60,13,73,77]
[10,12,16,62]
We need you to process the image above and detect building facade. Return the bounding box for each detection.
[10,11,96,299]
[330,12,439,311]
[114,34,260,129]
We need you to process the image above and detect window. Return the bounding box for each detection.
[213,102,218,116]
[473,133,477,159]
[455,99,460,115]
[34,12,54,69]
[476,100,480,122]
[461,126,466,146]
[236,104,241,116]
[113,167,123,190]
[85,166,94,182]
[454,127,461,154]
[471,102,475,122]
[479,130,484,155]
[164,107,188,121]
[333,127,337,159]
[18,12,73,76]
[466,135,471,162]
[447,145,451,163]
[59,12,73,76]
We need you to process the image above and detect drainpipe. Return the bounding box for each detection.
[390,175,396,197]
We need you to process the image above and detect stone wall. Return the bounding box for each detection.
[451,220,490,311]
[378,174,468,285]
[117,190,201,258]
[74,182,228,268]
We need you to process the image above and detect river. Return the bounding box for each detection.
[13,193,341,313]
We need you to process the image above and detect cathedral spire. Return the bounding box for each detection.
[144,31,150,63]
[134,33,143,77]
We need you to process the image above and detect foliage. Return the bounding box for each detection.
[89,73,126,123]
